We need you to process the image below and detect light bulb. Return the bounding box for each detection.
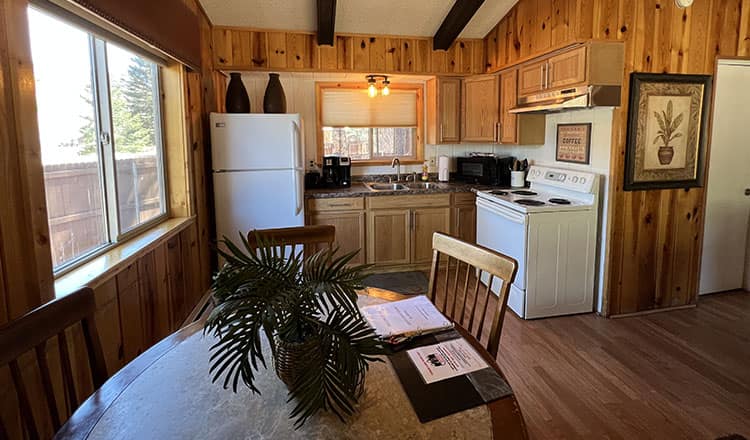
[368,83,378,98]
[381,84,390,96]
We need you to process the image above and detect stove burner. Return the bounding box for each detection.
[516,199,545,206]
[512,190,537,196]
[548,198,571,205]
[490,190,509,196]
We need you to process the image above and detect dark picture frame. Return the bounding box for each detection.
[556,123,592,164]
[624,73,712,191]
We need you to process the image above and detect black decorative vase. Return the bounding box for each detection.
[225,73,250,113]
[263,73,287,113]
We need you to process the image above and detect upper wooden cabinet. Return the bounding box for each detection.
[518,59,548,96]
[547,46,587,89]
[499,68,545,145]
[500,69,519,143]
[517,42,624,98]
[426,77,461,144]
[462,75,499,143]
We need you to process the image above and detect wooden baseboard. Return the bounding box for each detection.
[609,303,696,319]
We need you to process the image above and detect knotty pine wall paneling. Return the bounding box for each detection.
[212,27,486,75]
[0,0,55,324]
[0,0,217,436]
[482,0,750,315]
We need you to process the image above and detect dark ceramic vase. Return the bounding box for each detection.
[225,73,250,113]
[263,73,287,113]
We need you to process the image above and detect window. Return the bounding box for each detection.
[317,84,423,163]
[29,7,167,272]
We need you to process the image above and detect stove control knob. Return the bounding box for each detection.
[580,177,586,184]
[572,176,579,183]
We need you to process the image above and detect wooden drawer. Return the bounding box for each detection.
[367,194,451,210]
[452,192,476,206]
[307,197,364,212]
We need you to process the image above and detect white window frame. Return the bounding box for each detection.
[29,7,169,277]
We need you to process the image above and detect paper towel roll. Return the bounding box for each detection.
[438,156,450,182]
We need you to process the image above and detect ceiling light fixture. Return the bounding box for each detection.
[365,74,390,97]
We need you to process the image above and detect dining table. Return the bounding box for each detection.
[56,288,528,439]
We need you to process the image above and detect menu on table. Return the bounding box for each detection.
[406,338,490,384]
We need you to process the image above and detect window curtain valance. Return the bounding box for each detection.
[60,0,201,70]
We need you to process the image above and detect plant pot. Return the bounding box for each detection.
[225,73,250,113]
[658,146,674,165]
[263,73,287,114]
[274,335,320,389]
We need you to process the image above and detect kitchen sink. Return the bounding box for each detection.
[407,182,444,190]
[366,183,409,191]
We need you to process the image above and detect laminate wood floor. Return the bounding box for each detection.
[494,290,750,440]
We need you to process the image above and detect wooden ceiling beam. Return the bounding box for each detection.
[316,0,337,46]
[432,0,484,51]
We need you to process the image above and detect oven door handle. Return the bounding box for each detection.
[477,198,527,225]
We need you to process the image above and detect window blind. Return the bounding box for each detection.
[321,88,418,128]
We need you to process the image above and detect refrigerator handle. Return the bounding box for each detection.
[291,121,303,169]
[294,171,303,216]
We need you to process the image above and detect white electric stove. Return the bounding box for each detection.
[475,165,600,319]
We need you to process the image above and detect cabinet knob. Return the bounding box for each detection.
[745,188,750,196]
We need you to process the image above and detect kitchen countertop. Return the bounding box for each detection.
[304,181,502,199]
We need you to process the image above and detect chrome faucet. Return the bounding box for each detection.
[391,157,401,182]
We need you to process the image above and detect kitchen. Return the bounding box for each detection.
[1,0,749,439]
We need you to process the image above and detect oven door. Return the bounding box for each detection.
[476,198,528,291]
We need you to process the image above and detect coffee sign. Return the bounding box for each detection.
[556,123,591,164]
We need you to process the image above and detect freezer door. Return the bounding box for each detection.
[213,169,304,244]
[210,113,303,171]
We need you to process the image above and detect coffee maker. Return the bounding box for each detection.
[322,156,351,188]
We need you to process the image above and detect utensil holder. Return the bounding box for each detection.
[511,171,526,188]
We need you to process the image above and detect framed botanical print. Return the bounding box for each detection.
[556,123,591,164]
[624,73,712,191]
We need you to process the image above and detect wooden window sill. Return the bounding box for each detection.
[54,217,195,298]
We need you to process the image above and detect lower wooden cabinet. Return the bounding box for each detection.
[307,192,474,268]
[412,207,451,263]
[309,210,366,264]
[366,209,411,265]
[452,193,476,244]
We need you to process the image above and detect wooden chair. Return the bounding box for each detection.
[427,232,518,358]
[0,287,107,440]
[247,224,336,257]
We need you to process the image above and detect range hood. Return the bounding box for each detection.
[509,85,621,114]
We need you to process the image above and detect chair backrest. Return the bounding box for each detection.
[247,225,336,257]
[0,287,107,440]
[427,233,518,358]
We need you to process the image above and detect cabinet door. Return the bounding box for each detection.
[439,78,461,143]
[412,207,451,264]
[518,59,547,96]
[462,75,499,142]
[547,46,587,89]
[308,211,366,264]
[367,209,411,265]
[453,205,477,244]
[500,69,518,144]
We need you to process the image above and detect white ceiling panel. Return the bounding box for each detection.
[200,0,518,40]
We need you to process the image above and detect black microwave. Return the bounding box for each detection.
[456,156,514,186]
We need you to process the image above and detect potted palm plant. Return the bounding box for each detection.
[204,234,384,428]
[653,100,684,165]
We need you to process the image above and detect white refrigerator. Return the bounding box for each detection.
[210,113,305,244]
